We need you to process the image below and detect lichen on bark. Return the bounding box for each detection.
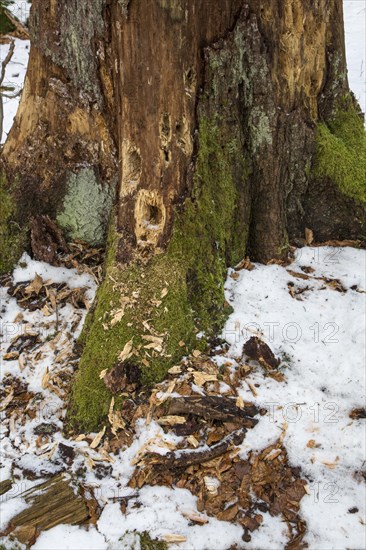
[30,0,106,103]
[56,168,115,246]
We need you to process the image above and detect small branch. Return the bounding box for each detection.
[146,428,247,471]
[0,39,15,86]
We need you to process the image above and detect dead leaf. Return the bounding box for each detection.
[235,256,255,271]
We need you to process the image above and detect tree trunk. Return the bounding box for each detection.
[1,0,365,430]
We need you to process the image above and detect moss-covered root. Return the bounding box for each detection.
[314,103,366,204]
[0,174,26,275]
[69,118,249,432]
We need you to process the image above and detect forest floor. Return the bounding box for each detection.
[0,243,365,549]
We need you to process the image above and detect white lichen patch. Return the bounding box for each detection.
[57,168,115,245]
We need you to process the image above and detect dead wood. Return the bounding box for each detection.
[147,428,246,471]
[4,474,91,540]
[166,395,259,428]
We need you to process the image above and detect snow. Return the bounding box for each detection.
[97,487,244,550]
[344,0,366,116]
[223,247,366,549]
[32,525,108,550]
[7,0,30,24]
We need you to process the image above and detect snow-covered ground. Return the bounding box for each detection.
[0,247,365,549]
[223,247,366,549]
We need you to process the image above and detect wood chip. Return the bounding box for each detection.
[161,534,187,543]
[157,416,187,426]
[41,369,50,389]
[187,435,199,448]
[305,227,314,245]
[236,395,245,409]
[168,365,182,375]
[182,511,208,524]
[0,390,14,412]
[90,426,106,449]
[25,273,43,295]
[193,372,217,387]
[247,381,258,397]
[161,288,168,299]
[119,339,134,362]
[264,449,282,461]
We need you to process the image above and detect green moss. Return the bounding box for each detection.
[139,532,167,550]
[0,175,26,274]
[117,532,167,550]
[69,118,249,432]
[314,105,366,203]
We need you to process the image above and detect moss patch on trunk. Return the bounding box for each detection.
[69,118,248,432]
[314,105,366,204]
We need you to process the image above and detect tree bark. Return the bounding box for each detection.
[1,0,365,430]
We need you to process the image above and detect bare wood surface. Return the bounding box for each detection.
[5,474,90,534]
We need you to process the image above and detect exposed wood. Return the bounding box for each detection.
[0,479,12,496]
[4,474,91,538]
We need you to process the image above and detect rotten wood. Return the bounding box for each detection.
[30,215,67,265]
[166,395,259,428]
[4,474,91,539]
[147,428,246,471]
